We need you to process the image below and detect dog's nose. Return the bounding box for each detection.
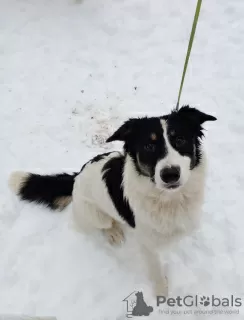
[160,166,180,184]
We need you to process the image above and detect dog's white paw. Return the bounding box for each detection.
[154,276,168,297]
[103,221,124,245]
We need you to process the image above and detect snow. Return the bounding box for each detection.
[1,0,244,319]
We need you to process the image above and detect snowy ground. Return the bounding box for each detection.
[1,0,244,319]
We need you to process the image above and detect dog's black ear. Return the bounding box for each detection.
[179,106,217,124]
[161,114,169,121]
[106,118,137,142]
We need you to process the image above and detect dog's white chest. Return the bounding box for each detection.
[123,153,206,248]
[134,195,202,248]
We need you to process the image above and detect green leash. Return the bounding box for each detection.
[176,0,202,110]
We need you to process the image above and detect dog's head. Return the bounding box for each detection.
[135,291,143,299]
[107,106,216,191]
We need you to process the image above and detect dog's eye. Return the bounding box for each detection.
[144,144,156,152]
[175,136,186,147]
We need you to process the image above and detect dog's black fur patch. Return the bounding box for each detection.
[162,106,217,169]
[107,117,167,178]
[79,152,113,173]
[90,152,113,164]
[102,156,135,228]
[18,173,77,209]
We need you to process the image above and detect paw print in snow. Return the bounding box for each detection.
[199,296,210,307]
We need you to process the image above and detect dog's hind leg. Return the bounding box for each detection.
[73,199,113,231]
[73,198,124,245]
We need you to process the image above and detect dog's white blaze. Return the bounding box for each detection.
[154,120,191,190]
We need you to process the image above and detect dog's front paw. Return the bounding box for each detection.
[154,276,168,297]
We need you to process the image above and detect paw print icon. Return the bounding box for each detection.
[199,296,210,307]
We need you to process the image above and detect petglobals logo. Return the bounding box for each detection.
[156,295,242,308]
[123,291,154,318]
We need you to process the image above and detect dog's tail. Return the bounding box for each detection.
[8,171,78,210]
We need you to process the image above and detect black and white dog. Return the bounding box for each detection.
[9,106,216,295]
